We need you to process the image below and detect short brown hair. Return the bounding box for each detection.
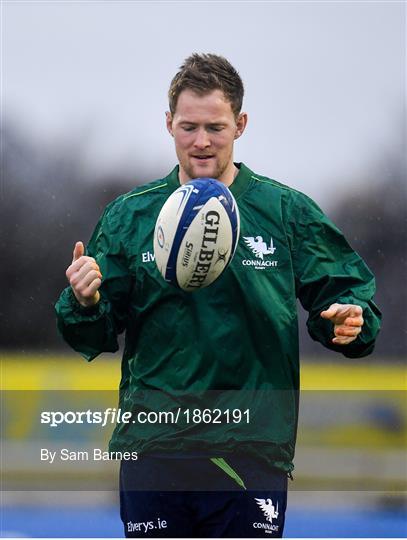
[168,53,244,117]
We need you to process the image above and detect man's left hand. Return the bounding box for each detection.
[320,303,364,345]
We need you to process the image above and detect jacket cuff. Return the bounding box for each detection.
[55,287,107,325]
[67,287,102,316]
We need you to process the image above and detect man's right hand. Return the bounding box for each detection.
[66,241,102,307]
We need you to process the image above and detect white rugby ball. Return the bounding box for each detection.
[153,178,240,292]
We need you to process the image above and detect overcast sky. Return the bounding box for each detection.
[3,0,405,205]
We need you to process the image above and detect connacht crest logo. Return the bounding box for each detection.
[255,498,279,523]
[243,236,276,259]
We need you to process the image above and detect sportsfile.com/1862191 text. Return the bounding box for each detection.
[40,408,250,428]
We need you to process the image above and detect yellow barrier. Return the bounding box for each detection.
[1,352,406,391]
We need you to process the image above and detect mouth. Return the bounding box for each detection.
[191,155,215,162]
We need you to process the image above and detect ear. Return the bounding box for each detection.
[234,112,248,140]
[166,111,174,136]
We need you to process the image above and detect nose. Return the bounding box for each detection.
[193,128,211,149]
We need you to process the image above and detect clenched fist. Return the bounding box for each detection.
[320,303,364,345]
[66,241,102,307]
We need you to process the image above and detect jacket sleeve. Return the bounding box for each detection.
[288,192,382,358]
[55,200,133,361]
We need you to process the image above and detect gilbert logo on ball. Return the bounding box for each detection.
[153,178,240,291]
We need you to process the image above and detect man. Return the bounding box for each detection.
[55,54,381,538]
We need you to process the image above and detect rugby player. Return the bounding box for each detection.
[56,53,381,538]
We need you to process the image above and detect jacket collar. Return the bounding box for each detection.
[166,162,255,200]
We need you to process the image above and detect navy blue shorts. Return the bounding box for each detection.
[120,455,288,538]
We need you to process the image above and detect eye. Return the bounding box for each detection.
[182,126,196,132]
[209,126,224,132]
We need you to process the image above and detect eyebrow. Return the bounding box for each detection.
[179,121,226,127]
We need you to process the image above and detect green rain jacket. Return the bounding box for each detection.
[55,163,381,472]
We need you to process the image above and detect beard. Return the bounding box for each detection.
[180,155,229,181]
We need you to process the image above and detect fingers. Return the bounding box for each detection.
[321,303,363,328]
[344,316,364,327]
[348,305,363,317]
[334,325,362,338]
[65,242,102,307]
[320,303,340,320]
[82,280,101,301]
[72,241,85,263]
[332,335,358,346]
[334,304,362,319]
[72,268,102,293]
[69,261,102,285]
[332,320,362,346]
[321,304,363,319]
[72,267,102,294]
[321,303,364,346]
[66,256,101,281]
[70,268,101,307]
[68,241,89,279]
